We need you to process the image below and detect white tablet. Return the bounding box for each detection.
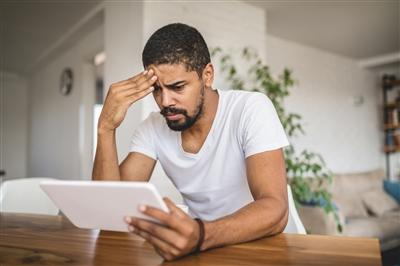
[40,180,169,232]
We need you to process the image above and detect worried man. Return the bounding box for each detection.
[92,23,289,261]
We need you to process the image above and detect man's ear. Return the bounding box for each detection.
[202,63,214,88]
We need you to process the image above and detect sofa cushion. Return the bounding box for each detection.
[344,217,383,239]
[382,209,400,221]
[334,195,369,219]
[362,189,399,216]
[332,170,385,219]
[333,169,385,197]
[345,211,400,241]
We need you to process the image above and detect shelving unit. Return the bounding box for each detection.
[382,75,400,178]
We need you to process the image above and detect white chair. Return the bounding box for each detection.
[283,185,306,234]
[0,177,59,215]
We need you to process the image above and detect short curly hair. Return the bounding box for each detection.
[142,23,211,77]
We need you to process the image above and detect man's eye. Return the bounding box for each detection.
[174,85,184,91]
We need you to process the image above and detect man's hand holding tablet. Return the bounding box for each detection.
[124,197,202,261]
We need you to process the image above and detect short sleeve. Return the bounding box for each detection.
[240,93,290,158]
[129,113,158,160]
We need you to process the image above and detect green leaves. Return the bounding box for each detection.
[212,46,342,233]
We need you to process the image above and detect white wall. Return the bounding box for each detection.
[28,25,103,180]
[0,71,28,178]
[266,35,383,174]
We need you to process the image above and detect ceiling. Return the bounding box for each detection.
[0,0,399,76]
[249,0,399,60]
[0,0,100,75]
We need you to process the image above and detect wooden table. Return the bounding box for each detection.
[0,213,381,266]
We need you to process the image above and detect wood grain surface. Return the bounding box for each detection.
[0,213,382,266]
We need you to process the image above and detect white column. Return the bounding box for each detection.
[79,63,95,180]
[104,1,145,161]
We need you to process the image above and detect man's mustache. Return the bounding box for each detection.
[160,107,187,117]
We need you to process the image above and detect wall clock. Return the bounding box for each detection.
[60,68,73,96]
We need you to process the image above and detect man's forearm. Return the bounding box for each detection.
[201,197,288,251]
[92,129,120,180]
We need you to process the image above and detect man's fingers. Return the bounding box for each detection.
[132,69,157,87]
[113,69,156,93]
[110,71,145,90]
[127,75,157,96]
[117,72,157,103]
[126,86,154,105]
[118,72,157,93]
[106,85,152,110]
[129,218,184,250]
[154,248,174,262]
[117,76,157,102]
[164,197,180,212]
[120,69,151,85]
[121,69,155,87]
[137,200,193,238]
[163,197,186,218]
[133,228,180,260]
[138,204,187,233]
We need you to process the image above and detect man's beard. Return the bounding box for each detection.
[160,87,205,132]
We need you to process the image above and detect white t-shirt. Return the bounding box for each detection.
[130,89,289,220]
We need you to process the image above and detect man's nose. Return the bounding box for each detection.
[161,90,175,107]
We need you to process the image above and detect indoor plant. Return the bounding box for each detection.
[211,47,342,232]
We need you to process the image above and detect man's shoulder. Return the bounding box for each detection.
[222,89,269,108]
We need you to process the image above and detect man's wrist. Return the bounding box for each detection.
[97,124,116,136]
[201,220,221,251]
[194,218,205,253]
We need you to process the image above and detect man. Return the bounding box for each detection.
[92,23,289,261]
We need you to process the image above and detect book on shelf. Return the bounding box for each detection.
[384,132,400,152]
[386,108,400,126]
[386,132,395,147]
[394,134,400,146]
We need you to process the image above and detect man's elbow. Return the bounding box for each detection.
[257,197,289,236]
[275,205,289,234]
[270,201,289,235]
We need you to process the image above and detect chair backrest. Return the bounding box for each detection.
[0,177,59,215]
[283,185,306,234]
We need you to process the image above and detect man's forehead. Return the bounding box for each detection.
[147,63,196,83]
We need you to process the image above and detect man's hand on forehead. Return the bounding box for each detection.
[98,69,158,131]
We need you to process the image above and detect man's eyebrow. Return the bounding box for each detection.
[154,80,186,90]
[165,80,186,87]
